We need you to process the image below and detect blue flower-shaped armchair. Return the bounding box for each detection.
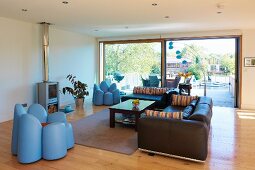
[11,104,74,163]
[93,81,120,106]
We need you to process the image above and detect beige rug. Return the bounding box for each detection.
[71,109,138,155]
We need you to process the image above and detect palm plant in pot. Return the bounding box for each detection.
[62,74,89,108]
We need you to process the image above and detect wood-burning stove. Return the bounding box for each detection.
[38,82,59,114]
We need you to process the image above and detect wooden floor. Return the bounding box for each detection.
[1,101,255,170]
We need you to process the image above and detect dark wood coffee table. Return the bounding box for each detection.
[109,99,155,131]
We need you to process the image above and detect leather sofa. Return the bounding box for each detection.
[138,96,213,162]
[121,87,179,108]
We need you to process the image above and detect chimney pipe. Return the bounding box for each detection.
[40,22,50,82]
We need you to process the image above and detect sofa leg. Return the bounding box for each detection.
[148,153,155,156]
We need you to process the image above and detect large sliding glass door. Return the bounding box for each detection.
[102,41,162,93]
[99,36,240,108]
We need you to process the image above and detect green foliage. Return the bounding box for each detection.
[105,43,161,76]
[220,54,235,74]
[179,44,208,80]
[150,64,161,74]
[187,64,202,80]
[62,74,89,99]
[181,44,207,62]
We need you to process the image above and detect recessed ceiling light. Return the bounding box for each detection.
[152,3,158,6]
[21,9,28,12]
[62,1,69,4]
[216,3,224,14]
[164,16,170,19]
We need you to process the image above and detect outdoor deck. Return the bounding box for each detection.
[191,84,234,108]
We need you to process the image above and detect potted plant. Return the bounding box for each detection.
[62,74,89,108]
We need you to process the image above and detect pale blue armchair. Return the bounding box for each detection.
[28,104,74,150]
[93,81,120,106]
[11,104,74,163]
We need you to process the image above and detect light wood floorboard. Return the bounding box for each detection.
[0,101,255,170]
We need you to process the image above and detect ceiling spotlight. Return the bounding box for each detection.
[21,9,28,12]
[152,3,158,6]
[216,3,224,14]
[62,1,69,4]
[216,3,224,9]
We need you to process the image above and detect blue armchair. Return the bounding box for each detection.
[11,104,74,163]
[28,104,74,150]
[93,81,120,106]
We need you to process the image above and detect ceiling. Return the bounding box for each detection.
[0,0,255,38]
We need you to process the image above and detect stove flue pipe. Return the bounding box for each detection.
[40,22,50,82]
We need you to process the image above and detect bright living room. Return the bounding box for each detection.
[0,1,255,170]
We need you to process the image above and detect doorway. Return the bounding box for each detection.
[165,37,240,108]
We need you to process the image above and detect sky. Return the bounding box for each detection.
[167,38,236,55]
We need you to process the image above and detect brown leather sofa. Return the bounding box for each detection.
[138,96,213,162]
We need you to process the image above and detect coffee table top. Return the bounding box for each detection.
[109,99,155,112]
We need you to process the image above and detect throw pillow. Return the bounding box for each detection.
[145,110,183,119]
[171,94,198,107]
[189,99,198,108]
[182,105,194,119]
[133,86,169,95]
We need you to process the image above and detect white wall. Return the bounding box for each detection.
[49,28,97,105]
[0,17,97,122]
[241,30,255,110]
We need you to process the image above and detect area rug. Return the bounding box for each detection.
[71,109,138,155]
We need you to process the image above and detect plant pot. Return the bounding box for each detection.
[75,98,84,108]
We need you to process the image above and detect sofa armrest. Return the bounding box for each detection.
[138,117,209,161]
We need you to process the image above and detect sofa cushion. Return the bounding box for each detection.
[198,96,213,108]
[171,94,198,107]
[163,105,184,113]
[145,110,183,119]
[189,103,212,126]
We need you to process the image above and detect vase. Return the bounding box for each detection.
[75,98,84,108]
